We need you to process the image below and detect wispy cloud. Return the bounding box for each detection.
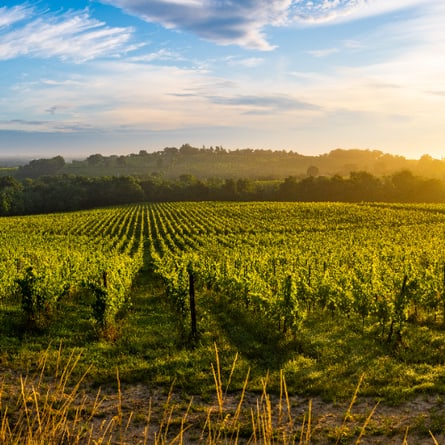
[1,61,214,132]
[225,56,264,67]
[207,94,320,112]
[306,48,339,58]
[0,6,137,62]
[0,118,93,133]
[130,49,185,63]
[290,0,427,25]
[428,90,445,97]
[45,104,72,115]
[0,4,30,28]
[101,0,428,50]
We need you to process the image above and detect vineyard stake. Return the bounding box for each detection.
[442,264,445,325]
[188,265,197,340]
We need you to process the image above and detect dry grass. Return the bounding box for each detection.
[0,344,442,444]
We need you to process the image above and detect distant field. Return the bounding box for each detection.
[0,167,18,176]
[1,202,445,441]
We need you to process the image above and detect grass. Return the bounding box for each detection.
[1,266,445,442]
[0,345,442,444]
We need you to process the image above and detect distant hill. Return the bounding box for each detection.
[2,145,445,216]
[8,145,445,180]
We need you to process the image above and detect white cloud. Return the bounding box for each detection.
[130,49,185,63]
[0,7,137,62]
[100,0,430,50]
[101,0,292,50]
[225,56,265,67]
[306,48,339,57]
[0,5,30,28]
[291,0,428,25]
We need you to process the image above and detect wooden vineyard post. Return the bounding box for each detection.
[442,264,445,325]
[387,274,408,344]
[188,264,197,340]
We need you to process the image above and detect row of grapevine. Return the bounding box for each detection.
[144,202,445,341]
[0,205,146,333]
[2,201,445,341]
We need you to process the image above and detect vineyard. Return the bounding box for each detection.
[2,202,445,398]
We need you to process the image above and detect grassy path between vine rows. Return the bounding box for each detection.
[1,265,445,443]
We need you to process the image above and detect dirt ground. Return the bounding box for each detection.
[83,381,445,444]
[1,367,444,444]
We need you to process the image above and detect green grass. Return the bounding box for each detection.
[2,264,445,404]
[1,340,443,444]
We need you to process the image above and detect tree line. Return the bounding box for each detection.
[10,146,445,181]
[0,169,444,216]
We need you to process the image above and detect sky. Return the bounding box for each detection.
[0,0,444,160]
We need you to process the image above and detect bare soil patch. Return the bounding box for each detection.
[1,363,444,444]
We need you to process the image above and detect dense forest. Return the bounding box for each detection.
[0,167,444,216]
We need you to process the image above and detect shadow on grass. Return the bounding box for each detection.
[205,294,299,373]
[0,305,25,347]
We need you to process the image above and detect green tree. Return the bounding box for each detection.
[0,176,23,215]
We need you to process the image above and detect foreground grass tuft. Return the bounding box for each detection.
[0,345,443,444]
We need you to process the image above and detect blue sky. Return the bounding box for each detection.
[0,0,443,159]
